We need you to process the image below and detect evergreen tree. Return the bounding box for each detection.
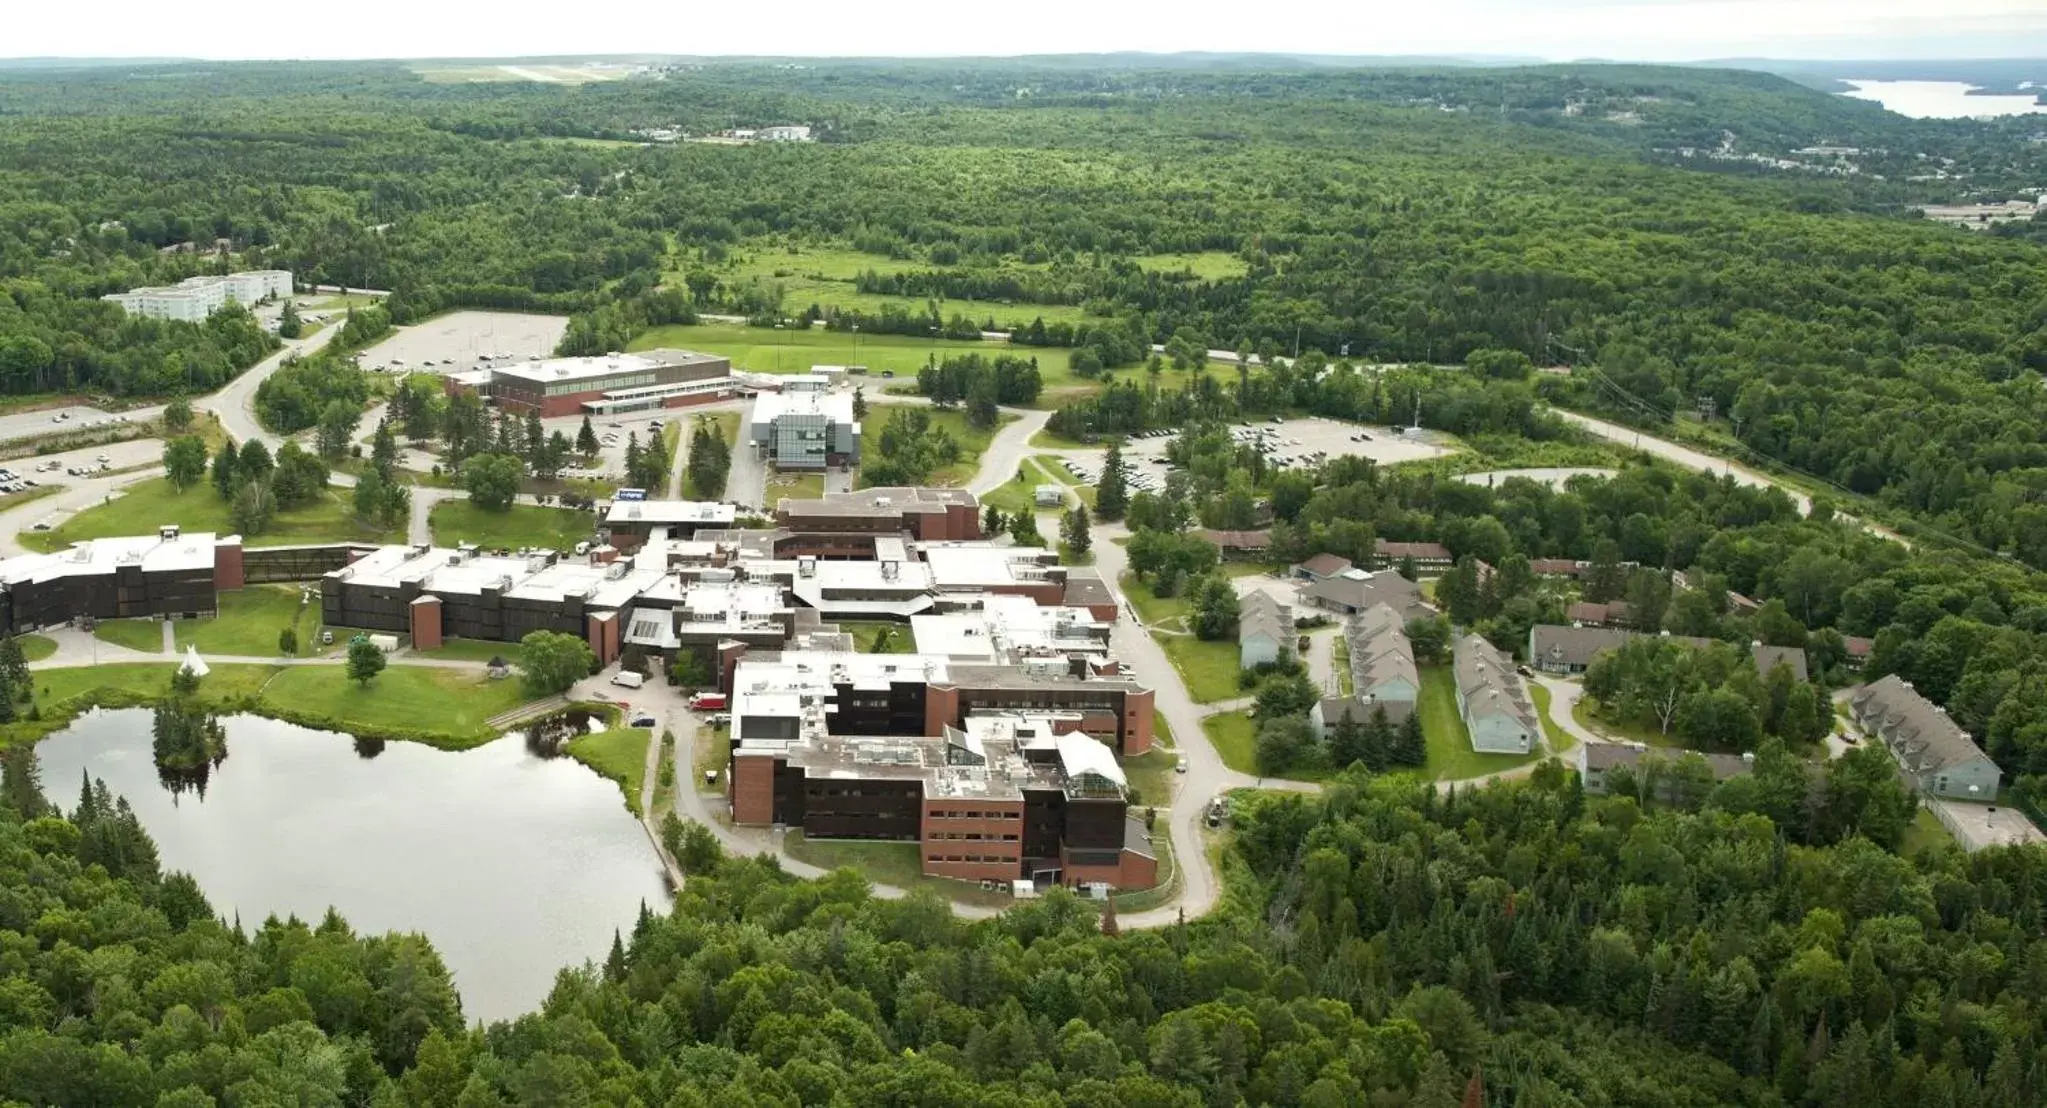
[212,435,239,499]
[0,745,48,820]
[524,410,545,466]
[983,505,1006,536]
[0,635,29,701]
[852,386,868,419]
[576,415,599,457]
[1062,504,1092,558]
[604,930,628,983]
[1394,712,1427,766]
[1096,442,1128,520]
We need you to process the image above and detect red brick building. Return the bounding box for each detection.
[447,348,734,418]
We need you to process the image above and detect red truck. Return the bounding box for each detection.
[687,692,728,712]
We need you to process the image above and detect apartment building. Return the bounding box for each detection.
[102,270,294,321]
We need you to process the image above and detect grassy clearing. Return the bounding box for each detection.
[94,620,164,654]
[1570,694,1684,749]
[1527,683,1577,754]
[1124,746,1179,811]
[783,830,1013,909]
[565,727,652,816]
[764,471,824,503]
[1135,252,1250,281]
[428,501,594,552]
[1419,664,1540,781]
[981,457,1075,517]
[860,404,1013,488]
[15,635,54,663]
[632,322,1074,387]
[258,665,530,747]
[710,245,1094,331]
[844,621,913,654]
[1204,711,1258,775]
[1030,426,1098,449]
[23,478,398,554]
[1900,807,1957,858]
[1333,634,1353,696]
[175,585,323,657]
[1161,635,1244,704]
[1121,573,1189,626]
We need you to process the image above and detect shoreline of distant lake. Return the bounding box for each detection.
[1840,79,2047,120]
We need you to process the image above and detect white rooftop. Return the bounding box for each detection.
[491,349,719,387]
[918,543,1062,591]
[603,500,738,527]
[330,545,660,609]
[749,387,856,428]
[0,530,222,585]
[911,594,1109,662]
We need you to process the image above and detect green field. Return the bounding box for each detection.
[565,727,652,816]
[175,585,323,657]
[860,404,1012,488]
[1900,807,1956,858]
[428,500,594,552]
[1571,693,1684,749]
[94,619,164,654]
[1162,634,1242,703]
[1123,746,1179,811]
[1120,573,1188,627]
[1204,711,1258,775]
[15,635,54,663]
[12,661,533,748]
[630,322,1081,395]
[22,478,398,554]
[709,245,1095,332]
[1418,664,1540,781]
[258,665,530,747]
[1134,252,1251,281]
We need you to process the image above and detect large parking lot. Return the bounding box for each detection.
[1107,416,1453,477]
[354,311,567,375]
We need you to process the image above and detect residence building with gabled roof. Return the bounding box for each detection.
[1848,675,2004,800]
[1238,589,1293,670]
[1454,632,1538,754]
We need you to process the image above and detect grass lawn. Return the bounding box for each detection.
[1154,713,1175,749]
[9,661,538,748]
[428,501,594,552]
[1121,573,1189,626]
[259,665,531,748]
[783,830,1012,909]
[982,457,1075,517]
[412,638,516,663]
[564,727,652,816]
[764,471,824,503]
[860,404,1013,488]
[175,585,322,657]
[1030,426,1098,449]
[694,723,728,793]
[1135,252,1251,281]
[22,478,398,554]
[1900,807,1957,858]
[1527,682,1577,754]
[1160,635,1244,704]
[844,621,913,653]
[1571,694,1684,749]
[1333,634,1353,696]
[708,245,1095,333]
[631,322,1076,390]
[95,619,164,654]
[15,635,54,663]
[1418,664,1539,781]
[1124,746,1179,811]
[1204,711,1257,775]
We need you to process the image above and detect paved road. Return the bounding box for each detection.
[966,409,1054,497]
[1555,407,1908,547]
[199,315,358,448]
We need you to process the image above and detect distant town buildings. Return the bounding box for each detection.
[102,270,293,322]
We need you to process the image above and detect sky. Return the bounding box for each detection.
[9,0,2047,62]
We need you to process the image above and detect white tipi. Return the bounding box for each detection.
[179,644,209,679]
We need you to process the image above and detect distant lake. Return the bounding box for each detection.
[38,709,666,1022]
[1841,79,2047,119]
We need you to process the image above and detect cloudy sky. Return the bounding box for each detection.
[10,0,2045,61]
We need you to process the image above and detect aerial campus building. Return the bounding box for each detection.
[726,650,1159,891]
[445,349,737,417]
[0,527,244,634]
[102,270,294,322]
[747,376,860,469]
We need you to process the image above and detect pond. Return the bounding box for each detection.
[1841,79,2047,119]
[37,708,667,1023]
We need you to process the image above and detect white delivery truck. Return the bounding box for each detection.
[610,671,645,689]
